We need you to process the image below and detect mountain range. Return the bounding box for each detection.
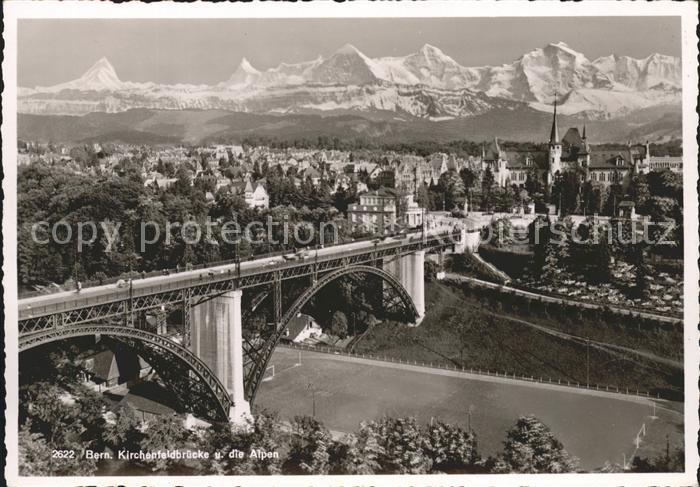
[17,42,682,144]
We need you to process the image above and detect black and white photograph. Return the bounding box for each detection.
[3,2,699,486]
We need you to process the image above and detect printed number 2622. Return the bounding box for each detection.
[52,450,75,459]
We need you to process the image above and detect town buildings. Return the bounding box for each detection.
[484,100,683,189]
[347,188,398,235]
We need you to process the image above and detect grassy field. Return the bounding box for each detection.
[257,347,684,471]
[353,281,684,400]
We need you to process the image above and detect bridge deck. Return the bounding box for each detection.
[19,229,461,321]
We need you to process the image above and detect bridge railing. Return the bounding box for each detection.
[20,230,452,299]
[20,230,463,319]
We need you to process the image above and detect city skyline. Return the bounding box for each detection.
[19,17,681,87]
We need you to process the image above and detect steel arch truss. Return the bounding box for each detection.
[19,325,232,422]
[244,265,418,403]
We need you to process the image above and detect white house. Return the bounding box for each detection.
[285,313,323,343]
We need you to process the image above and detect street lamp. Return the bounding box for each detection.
[586,338,590,387]
[307,382,316,417]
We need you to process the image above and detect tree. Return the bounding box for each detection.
[285,416,332,474]
[75,386,109,449]
[627,174,650,209]
[631,243,651,297]
[18,422,54,476]
[425,420,480,473]
[646,169,682,203]
[550,169,583,215]
[484,217,513,248]
[481,168,496,211]
[525,169,543,197]
[592,224,613,283]
[329,310,349,338]
[104,404,145,452]
[630,445,684,473]
[424,260,440,282]
[580,181,605,215]
[373,417,432,474]
[459,167,477,197]
[494,416,578,473]
[332,423,384,474]
[197,409,283,475]
[603,182,624,216]
[139,414,189,471]
[437,170,466,211]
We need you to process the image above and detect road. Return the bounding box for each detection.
[256,347,684,470]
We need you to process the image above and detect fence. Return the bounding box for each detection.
[19,228,460,299]
[278,342,665,401]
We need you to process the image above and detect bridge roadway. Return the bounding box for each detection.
[19,227,462,326]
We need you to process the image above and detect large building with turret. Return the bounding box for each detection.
[481,99,680,189]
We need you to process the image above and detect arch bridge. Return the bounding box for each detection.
[19,229,465,423]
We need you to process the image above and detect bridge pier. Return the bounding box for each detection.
[384,250,425,325]
[191,290,251,425]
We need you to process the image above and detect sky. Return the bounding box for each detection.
[18,17,682,87]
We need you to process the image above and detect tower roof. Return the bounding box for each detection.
[485,137,503,160]
[549,97,560,145]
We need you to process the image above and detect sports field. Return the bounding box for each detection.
[256,347,684,470]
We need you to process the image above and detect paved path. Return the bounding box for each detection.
[486,311,683,370]
[445,273,683,325]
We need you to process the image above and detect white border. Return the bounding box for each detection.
[3,1,698,486]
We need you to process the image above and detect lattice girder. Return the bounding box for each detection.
[19,324,232,422]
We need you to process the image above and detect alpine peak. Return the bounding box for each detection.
[335,43,364,56]
[238,57,260,74]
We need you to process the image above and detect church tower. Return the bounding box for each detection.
[547,96,562,185]
[582,124,591,180]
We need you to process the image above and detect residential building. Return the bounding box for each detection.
[648,155,683,173]
[403,194,425,228]
[232,180,270,209]
[284,313,323,343]
[347,188,398,235]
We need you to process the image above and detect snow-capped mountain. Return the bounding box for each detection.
[222,58,261,87]
[18,42,681,120]
[38,57,125,92]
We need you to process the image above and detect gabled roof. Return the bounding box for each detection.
[588,151,633,169]
[504,151,549,170]
[363,187,397,198]
[88,350,119,382]
[286,314,316,340]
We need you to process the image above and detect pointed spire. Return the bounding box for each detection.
[549,94,560,145]
[582,124,587,140]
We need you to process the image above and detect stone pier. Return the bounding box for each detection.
[384,250,425,325]
[191,289,251,424]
